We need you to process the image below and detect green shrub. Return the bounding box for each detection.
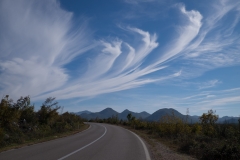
[0,128,4,143]
[0,95,84,148]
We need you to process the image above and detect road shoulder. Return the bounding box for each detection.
[121,125,196,160]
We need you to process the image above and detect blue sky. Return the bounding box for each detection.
[0,0,240,117]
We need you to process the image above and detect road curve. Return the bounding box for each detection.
[0,123,151,160]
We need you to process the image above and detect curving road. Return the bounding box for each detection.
[0,123,151,160]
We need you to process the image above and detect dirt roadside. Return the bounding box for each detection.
[122,125,196,160]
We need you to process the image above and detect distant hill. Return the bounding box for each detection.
[139,111,151,119]
[77,108,239,123]
[118,109,150,120]
[218,116,239,124]
[146,108,201,123]
[146,108,185,121]
[98,108,119,119]
[118,109,132,120]
[80,108,118,120]
[75,110,92,115]
[146,109,239,123]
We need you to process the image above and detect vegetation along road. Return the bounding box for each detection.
[0,123,151,160]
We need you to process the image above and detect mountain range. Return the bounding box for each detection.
[79,108,150,120]
[76,108,239,124]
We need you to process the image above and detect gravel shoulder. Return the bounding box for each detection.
[122,126,196,160]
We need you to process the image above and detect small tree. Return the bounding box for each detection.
[127,113,136,128]
[0,95,21,131]
[16,96,37,131]
[37,97,60,126]
[199,110,218,125]
[199,109,218,136]
[127,113,132,122]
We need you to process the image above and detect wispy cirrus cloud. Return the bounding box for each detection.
[0,0,94,99]
[180,0,240,78]
[124,0,156,4]
[174,79,222,90]
[34,4,202,100]
[0,0,239,109]
[198,80,221,90]
[180,88,240,114]
[95,87,240,116]
[131,87,240,116]
[34,26,180,100]
[0,0,177,101]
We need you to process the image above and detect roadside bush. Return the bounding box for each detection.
[200,142,240,160]
[0,128,4,143]
[191,123,202,134]
[0,95,84,148]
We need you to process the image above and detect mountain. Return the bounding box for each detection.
[77,107,239,123]
[146,108,185,121]
[189,115,200,123]
[145,108,200,123]
[188,115,240,124]
[79,108,150,120]
[118,109,150,120]
[218,116,239,123]
[75,110,92,115]
[139,111,151,119]
[80,108,118,120]
[118,109,132,120]
[98,108,119,119]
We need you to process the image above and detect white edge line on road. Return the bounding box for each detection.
[58,124,107,160]
[128,130,151,160]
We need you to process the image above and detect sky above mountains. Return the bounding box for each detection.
[0,0,239,116]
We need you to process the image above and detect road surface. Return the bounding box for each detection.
[0,123,151,160]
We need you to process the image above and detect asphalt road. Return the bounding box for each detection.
[0,123,151,160]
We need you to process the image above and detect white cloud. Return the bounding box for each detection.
[1,0,178,101]
[198,80,221,90]
[142,87,240,116]
[0,0,94,100]
[0,0,239,109]
[152,4,202,65]
[124,0,156,4]
[180,0,240,78]
[33,5,204,101]
[33,27,176,100]
[179,87,240,112]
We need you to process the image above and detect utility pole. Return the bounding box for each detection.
[61,106,64,115]
[186,108,189,123]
